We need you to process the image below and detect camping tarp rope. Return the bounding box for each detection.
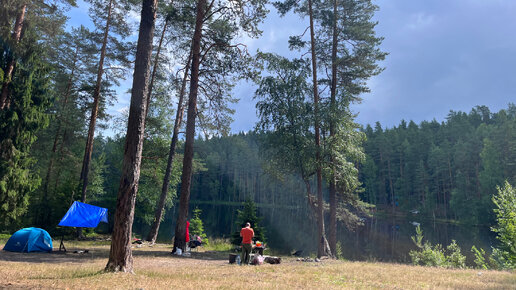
[58,201,108,228]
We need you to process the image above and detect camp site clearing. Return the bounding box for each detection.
[0,242,514,289]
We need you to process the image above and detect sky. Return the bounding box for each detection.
[229,0,516,132]
[68,0,516,134]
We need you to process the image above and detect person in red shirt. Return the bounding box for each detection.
[240,222,254,265]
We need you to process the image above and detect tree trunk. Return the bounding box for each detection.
[387,158,394,212]
[105,0,158,273]
[78,0,113,202]
[328,0,339,258]
[172,0,206,253]
[77,0,113,238]
[144,18,168,116]
[146,46,192,244]
[307,0,325,258]
[38,44,79,226]
[0,3,27,110]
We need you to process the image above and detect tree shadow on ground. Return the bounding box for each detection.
[0,245,230,264]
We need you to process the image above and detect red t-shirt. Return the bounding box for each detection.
[240,227,254,244]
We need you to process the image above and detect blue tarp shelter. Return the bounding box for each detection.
[58,201,108,228]
[3,227,53,252]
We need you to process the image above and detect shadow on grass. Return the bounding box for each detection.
[29,269,106,280]
[0,245,231,264]
[0,248,110,264]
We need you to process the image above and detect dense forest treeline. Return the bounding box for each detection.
[3,0,515,271]
[10,104,514,241]
[361,104,516,226]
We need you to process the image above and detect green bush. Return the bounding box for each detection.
[446,240,466,269]
[471,245,489,270]
[491,181,516,269]
[336,241,343,260]
[409,226,466,268]
[190,208,209,246]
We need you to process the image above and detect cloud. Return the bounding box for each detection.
[405,12,435,31]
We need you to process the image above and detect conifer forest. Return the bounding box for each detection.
[1,0,515,272]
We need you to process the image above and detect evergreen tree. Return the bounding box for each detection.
[0,40,51,228]
[189,207,209,245]
[491,181,516,268]
[231,199,265,245]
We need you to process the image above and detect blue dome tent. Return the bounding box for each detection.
[3,228,53,252]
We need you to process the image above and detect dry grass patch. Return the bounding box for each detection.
[0,243,514,289]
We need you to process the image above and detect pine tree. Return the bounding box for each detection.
[105,0,158,273]
[231,199,265,245]
[0,41,51,228]
[189,208,209,245]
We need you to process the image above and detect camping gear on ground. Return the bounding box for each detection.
[291,250,303,256]
[173,248,183,255]
[250,254,264,265]
[253,242,265,255]
[188,235,202,251]
[57,201,109,251]
[229,253,239,263]
[132,239,143,244]
[3,228,53,253]
[264,256,281,264]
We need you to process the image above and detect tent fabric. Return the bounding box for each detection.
[3,227,53,252]
[58,201,108,228]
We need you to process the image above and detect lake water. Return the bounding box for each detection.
[147,203,496,265]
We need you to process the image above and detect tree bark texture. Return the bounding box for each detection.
[173,0,206,253]
[328,0,339,258]
[105,0,158,273]
[146,46,192,244]
[307,0,325,258]
[0,3,27,110]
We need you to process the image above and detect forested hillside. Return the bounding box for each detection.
[9,104,515,236]
[361,105,516,225]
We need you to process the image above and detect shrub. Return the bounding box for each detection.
[446,240,466,269]
[491,181,516,269]
[336,241,343,260]
[190,208,209,246]
[409,226,466,268]
[471,245,489,270]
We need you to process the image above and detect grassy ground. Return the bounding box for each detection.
[0,241,515,289]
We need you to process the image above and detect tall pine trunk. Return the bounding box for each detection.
[78,0,113,208]
[0,3,26,109]
[172,0,206,253]
[38,45,79,226]
[144,18,168,115]
[146,46,192,244]
[308,0,328,258]
[328,0,339,258]
[105,0,158,273]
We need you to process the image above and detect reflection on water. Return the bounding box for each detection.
[339,216,495,263]
[140,203,496,265]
